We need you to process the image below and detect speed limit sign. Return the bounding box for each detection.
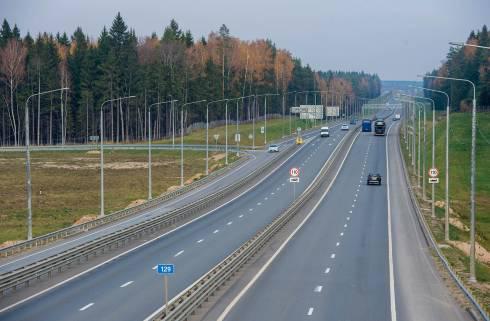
[428,168,439,178]
[290,167,299,177]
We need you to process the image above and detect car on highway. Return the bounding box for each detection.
[268,144,279,152]
[341,124,349,130]
[350,118,356,125]
[367,173,382,185]
[295,136,303,144]
[320,126,330,137]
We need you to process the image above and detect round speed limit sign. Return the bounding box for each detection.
[428,168,439,178]
[290,167,299,177]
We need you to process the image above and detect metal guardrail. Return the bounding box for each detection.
[0,122,326,258]
[0,155,249,258]
[145,125,360,321]
[397,125,489,321]
[0,134,306,296]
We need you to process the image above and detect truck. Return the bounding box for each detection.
[392,114,401,121]
[320,127,330,137]
[362,119,372,132]
[374,119,386,136]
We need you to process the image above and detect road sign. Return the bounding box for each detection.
[299,105,324,120]
[428,168,439,178]
[157,264,174,275]
[326,106,340,117]
[89,135,99,141]
[234,133,241,142]
[428,177,439,184]
[290,167,299,177]
[260,126,265,134]
[289,177,299,183]
[297,127,302,132]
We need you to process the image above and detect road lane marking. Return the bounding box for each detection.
[347,217,350,221]
[227,221,233,226]
[213,229,219,234]
[264,197,268,200]
[174,250,184,257]
[349,210,353,214]
[340,232,344,236]
[214,130,359,321]
[314,285,323,293]
[324,267,331,274]
[257,202,261,206]
[386,122,398,321]
[239,215,244,218]
[79,303,94,311]
[344,224,348,228]
[120,281,133,288]
[331,253,336,258]
[336,242,340,246]
[307,307,314,316]
[197,239,204,243]
[249,208,253,211]
[152,265,157,270]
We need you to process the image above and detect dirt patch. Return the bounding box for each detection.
[126,199,146,209]
[73,215,97,225]
[166,185,181,193]
[449,217,470,232]
[38,160,176,170]
[185,173,203,185]
[434,200,455,214]
[86,150,100,155]
[0,240,24,249]
[448,240,490,264]
[210,153,225,161]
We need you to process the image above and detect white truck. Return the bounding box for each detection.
[320,127,330,137]
[393,114,401,121]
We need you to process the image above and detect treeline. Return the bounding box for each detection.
[0,13,381,146]
[424,25,489,111]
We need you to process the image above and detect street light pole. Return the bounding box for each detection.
[148,99,177,200]
[411,84,451,241]
[24,87,69,240]
[400,94,436,219]
[422,74,478,282]
[180,100,206,186]
[255,93,279,147]
[206,99,228,176]
[100,95,135,217]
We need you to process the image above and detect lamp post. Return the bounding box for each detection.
[400,93,436,219]
[255,93,279,146]
[100,96,136,217]
[180,100,206,186]
[206,99,228,176]
[411,84,451,241]
[227,95,255,158]
[421,74,478,282]
[24,87,69,240]
[148,99,177,200]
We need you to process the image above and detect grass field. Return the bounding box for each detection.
[0,149,236,243]
[400,111,490,309]
[154,117,327,146]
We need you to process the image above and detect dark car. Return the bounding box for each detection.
[367,173,382,185]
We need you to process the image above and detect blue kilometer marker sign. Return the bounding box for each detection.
[157,264,175,274]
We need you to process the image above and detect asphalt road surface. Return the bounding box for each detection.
[0,120,353,320]
[219,117,471,321]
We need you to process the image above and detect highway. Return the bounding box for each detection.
[0,124,327,274]
[0,120,352,320]
[216,116,471,321]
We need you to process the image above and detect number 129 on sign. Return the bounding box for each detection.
[157,264,174,274]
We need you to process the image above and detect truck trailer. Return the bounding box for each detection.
[374,119,386,136]
[362,119,372,132]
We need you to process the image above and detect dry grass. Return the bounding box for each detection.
[0,149,236,243]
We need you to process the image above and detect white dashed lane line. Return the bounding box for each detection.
[257,202,262,206]
[307,307,314,316]
[344,224,348,228]
[213,229,220,234]
[174,250,184,257]
[120,281,133,288]
[197,239,204,243]
[324,267,331,274]
[340,232,344,236]
[227,221,233,226]
[239,214,244,218]
[331,253,336,259]
[336,242,340,246]
[314,285,323,293]
[79,303,94,311]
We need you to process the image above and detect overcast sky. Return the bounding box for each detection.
[1,0,489,80]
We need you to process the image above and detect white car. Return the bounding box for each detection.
[268,144,279,152]
[341,124,349,130]
[320,127,330,137]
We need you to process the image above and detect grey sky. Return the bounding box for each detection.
[1,0,489,80]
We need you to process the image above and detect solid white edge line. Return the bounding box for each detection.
[386,122,398,321]
[120,281,133,288]
[214,130,360,321]
[0,128,318,314]
[0,151,259,271]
